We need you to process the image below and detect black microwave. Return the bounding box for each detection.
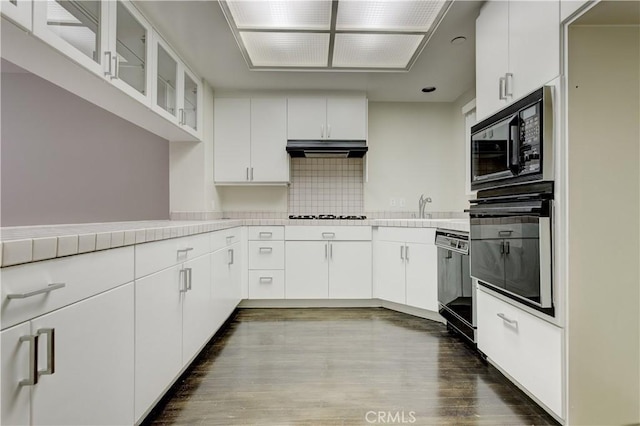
[471,87,554,191]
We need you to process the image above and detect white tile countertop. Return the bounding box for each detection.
[0,218,468,267]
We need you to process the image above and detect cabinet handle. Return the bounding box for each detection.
[226,236,235,244]
[327,124,331,138]
[498,230,513,236]
[250,167,254,181]
[259,247,273,253]
[322,232,335,239]
[7,283,66,300]
[259,232,273,238]
[321,124,324,138]
[329,242,333,260]
[37,328,55,377]
[177,247,194,256]
[497,313,518,326]
[504,241,510,255]
[325,243,328,260]
[104,51,113,77]
[228,249,234,265]
[111,55,119,80]
[405,245,409,260]
[259,277,273,283]
[400,245,404,260]
[499,77,507,100]
[246,167,249,181]
[505,73,514,97]
[179,269,188,292]
[19,335,39,386]
[445,251,452,259]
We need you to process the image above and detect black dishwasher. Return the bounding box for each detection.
[435,230,475,343]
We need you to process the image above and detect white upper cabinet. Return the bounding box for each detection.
[151,31,203,139]
[214,98,289,184]
[475,0,560,120]
[1,0,32,31]
[287,97,367,140]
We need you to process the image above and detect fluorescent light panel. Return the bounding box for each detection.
[220,0,450,70]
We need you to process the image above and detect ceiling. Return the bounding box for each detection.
[134,0,482,102]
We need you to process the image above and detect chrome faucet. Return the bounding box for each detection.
[418,195,432,219]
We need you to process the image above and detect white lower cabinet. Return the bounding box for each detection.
[211,242,242,329]
[285,240,372,299]
[1,284,134,426]
[374,228,438,311]
[181,254,213,368]
[477,288,563,417]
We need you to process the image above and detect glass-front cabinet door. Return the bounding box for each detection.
[107,0,151,105]
[180,67,200,136]
[32,0,109,76]
[1,0,33,31]
[151,31,179,122]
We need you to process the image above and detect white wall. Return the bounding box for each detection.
[365,95,472,214]
[567,24,639,425]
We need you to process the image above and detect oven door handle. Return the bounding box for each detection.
[467,206,543,216]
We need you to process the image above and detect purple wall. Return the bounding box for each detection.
[1,70,170,226]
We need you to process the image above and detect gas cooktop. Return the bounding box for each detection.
[288,214,367,220]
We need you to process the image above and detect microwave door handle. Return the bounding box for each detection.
[509,116,521,174]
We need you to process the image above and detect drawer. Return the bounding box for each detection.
[470,220,540,240]
[477,288,563,417]
[376,227,436,244]
[247,226,284,241]
[1,247,134,329]
[248,270,285,299]
[248,241,284,270]
[210,227,242,252]
[135,233,210,278]
[285,226,371,241]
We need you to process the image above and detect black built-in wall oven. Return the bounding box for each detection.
[469,86,555,316]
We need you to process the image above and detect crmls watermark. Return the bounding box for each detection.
[365,410,417,424]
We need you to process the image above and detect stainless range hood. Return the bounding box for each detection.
[286,140,368,158]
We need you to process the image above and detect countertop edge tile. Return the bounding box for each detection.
[3,239,33,266]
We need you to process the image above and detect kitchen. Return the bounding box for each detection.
[0,1,638,425]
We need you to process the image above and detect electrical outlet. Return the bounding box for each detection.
[399,198,406,207]
[390,198,396,207]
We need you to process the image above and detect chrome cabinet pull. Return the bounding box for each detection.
[327,124,331,138]
[405,245,409,260]
[179,269,188,292]
[505,73,514,97]
[37,328,55,377]
[320,124,324,138]
[104,51,113,77]
[400,245,404,260]
[259,232,273,238]
[177,247,194,255]
[500,241,505,254]
[228,249,234,265]
[497,313,518,326]
[504,241,510,254]
[498,230,513,236]
[7,283,66,300]
[186,268,193,291]
[499,76,507,100]
[329,242,333,260]
[259,277,273,283]
[226,235,235,244]
[250,167,254,181]
[322,232,335,239]
[259,247,273,253]
[445,251,452,259]
[246,167,249,181]
[19,335,38,386]
[325,243,328,260]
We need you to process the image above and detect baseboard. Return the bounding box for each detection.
[379,300,445,323]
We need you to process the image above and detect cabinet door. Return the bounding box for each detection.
[214,98,251,183]
[134,267,182,422]
[107,0,152,105]
[32,0,110,78]
[179,65,202,138]
[373,241,406,304]
[1,0,32,31]
[182,254,212,364]
[329,241,372,298]
[405,243,439,311]
[287,98,327,140]
[326,98,367,140]
[151,32,179,123]
[475,0,509,120]
[229,242,243,306]
[285,241,329,298]
[508,0,560,100]
[251,98,289,182]
[211,245,240,329]
[31,284,134,426]
[1,323,31,426]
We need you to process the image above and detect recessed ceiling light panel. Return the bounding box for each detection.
[335,0,447,32]
[227,0,332,30]
[240,32,330,67]
[333,33,424,68]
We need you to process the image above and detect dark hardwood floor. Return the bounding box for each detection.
[144,308,559,425]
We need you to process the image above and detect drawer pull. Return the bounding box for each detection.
[7,283,66,300]
[497,313,518,326]
[226,236,235,243]
[37,328,55,377]
[498,230,513,236]
[177,247,194,257]
[322,232,335,239]
[259,277,273,283]
[259,247,273,253]
[259,232,273,238]
[19,334,39,386]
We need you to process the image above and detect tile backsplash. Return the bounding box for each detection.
[288,158,364,215]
